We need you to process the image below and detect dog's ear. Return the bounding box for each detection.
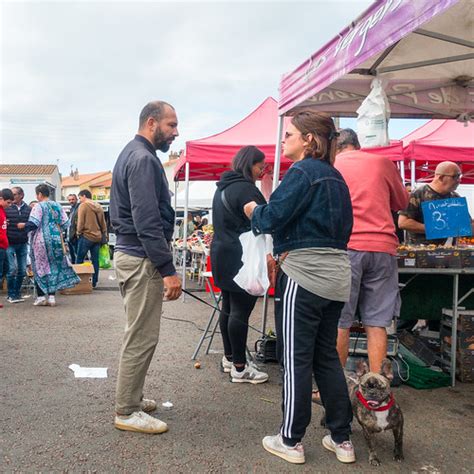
[380,358,394,382]
[356,359,369,377]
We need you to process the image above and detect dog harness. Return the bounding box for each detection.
[356,390,395,412]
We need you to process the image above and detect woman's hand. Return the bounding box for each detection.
[243,201,258,219]
[267,254,278,288]
[17,223,26,230]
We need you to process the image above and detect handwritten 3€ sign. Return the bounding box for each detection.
[422,197,472,240]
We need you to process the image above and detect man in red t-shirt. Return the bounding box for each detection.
[0,189,14,308]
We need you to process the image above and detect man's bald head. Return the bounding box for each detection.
[435,161,461,177]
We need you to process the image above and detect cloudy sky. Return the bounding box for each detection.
[1,0,426,175]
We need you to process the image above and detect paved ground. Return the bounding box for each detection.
[1,269,473,473]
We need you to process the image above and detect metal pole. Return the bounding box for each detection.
[182,162,190,301]
[272,115,284,192]
[451,275,459,387]
[400,160,405,184]
[172,180,178,262]
[411,159,416,189]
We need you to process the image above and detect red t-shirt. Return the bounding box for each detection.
[0,207,8,249]
[335,150,409,255]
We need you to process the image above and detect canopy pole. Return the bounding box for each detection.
[400,160,405,184]
[272,115,284,192]
[411,159,416,188]
[182,162,190,301]
[172,180,178,262]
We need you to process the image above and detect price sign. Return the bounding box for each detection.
[422,197,472,240]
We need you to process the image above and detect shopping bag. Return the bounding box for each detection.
[99,244,112,269]
[233,231,270,296]
[356,77,391,148]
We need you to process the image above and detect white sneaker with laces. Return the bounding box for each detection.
[230,363,268,384]
[114,411,168,434]
[221,356,232,373]
[262,434,305,464]
[140,398,157,412]
[7,297,24,304]
[48,295,56,307]
[33,296,48,306]
[322,435,356,463]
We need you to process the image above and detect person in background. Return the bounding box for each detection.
[398,161,461,245]
[75,189,107,288]
[17,184,79,307]
[201,217,209,227]
[67,193,80,263]
[5,187,31,303]
[179,212,195,238]
[211,145,269,384]
[110,100,181,435]
[244,112,355,465]
[193,214,203,230]
[334,129,409,376]
[0,189,14,309]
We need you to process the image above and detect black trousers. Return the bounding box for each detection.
[219,290,258,365]
[35,282,55,297]
[275,271,352,444]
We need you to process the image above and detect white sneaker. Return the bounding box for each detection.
[114,411,168,434]
[47,295,56,307]
[322,435,356,463]
[140,398,157,412]
[230,363,268,384]
[222,356,232,373]
[33,297,48,306]
[262,434,305,464]
[7,297,24,304]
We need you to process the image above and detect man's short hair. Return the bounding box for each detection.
[67,193,77,199]
[78,189,92,199]
[337,128,361,151]
[0,188,14,200]
[12,186,24,197]
[139,101,174,129]
[35,184,50,197]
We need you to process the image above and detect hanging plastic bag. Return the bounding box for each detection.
[356,77,391,148]
[233,231,270,296]
[99,244,112,269]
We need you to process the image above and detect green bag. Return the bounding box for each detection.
[99,244,111,269]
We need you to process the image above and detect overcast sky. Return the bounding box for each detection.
[1,0,426,175]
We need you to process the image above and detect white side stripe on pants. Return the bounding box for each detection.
[282,276,298,439]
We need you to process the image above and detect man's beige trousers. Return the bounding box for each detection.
[114,251,164,415]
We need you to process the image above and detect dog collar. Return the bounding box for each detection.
[356,390,395,412]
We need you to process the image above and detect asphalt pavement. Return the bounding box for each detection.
[1,269,473,473]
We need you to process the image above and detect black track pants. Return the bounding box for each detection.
[275,271,352,444]
[220,290,258,365]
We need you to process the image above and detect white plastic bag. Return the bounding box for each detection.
[233,231,270,296]
[356,77,391,148]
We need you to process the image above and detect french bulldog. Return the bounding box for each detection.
[352,358,404,466]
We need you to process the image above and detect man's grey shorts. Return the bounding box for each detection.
[338,250,400,329]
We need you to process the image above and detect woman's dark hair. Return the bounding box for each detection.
[35,184,50,197]
[291,110,338,165]
[231,145,265,182]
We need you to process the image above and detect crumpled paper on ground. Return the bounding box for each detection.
[69,364,108,378]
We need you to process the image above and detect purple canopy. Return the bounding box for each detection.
[279,0,473,120]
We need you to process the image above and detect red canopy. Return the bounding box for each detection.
[173,97,293,181]
[402,119,474,183]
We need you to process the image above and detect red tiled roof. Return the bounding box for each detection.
[0,164,58,175]
[62,171,110,187]
[90,178,112,188]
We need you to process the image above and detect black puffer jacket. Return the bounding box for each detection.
[210,171,266,292]
[6,202,31,245]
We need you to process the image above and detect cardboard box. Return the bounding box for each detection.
[60,264,94,295]
[460,248,474,268]
[442,308,474,333]
[416,249,462,268]
[396,250,417,268]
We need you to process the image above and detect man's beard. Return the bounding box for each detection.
[152,128,172,152]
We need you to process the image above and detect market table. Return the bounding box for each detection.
[398,267,474,386]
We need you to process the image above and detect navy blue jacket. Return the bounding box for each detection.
[6,202,31,245]
[252,157,353,254]
[110,135,175,277]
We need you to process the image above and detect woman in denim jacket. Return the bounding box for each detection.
[244,111,355,465]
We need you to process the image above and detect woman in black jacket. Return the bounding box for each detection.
[210,146,269,384]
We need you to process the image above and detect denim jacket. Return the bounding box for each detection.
[251,157,353,255]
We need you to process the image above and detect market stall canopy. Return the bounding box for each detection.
[403,119,474,162]
[173,97,293,181]
[279,0,474,120]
